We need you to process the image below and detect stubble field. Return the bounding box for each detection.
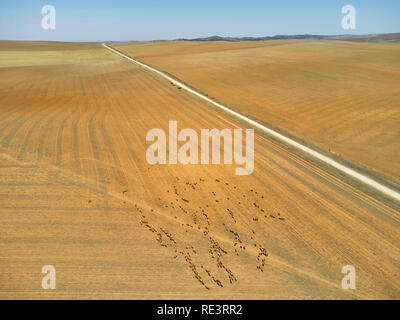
[0,41,399,299]
[113,40,400,184]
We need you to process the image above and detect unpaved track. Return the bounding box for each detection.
[103,43,400,203]
[112,40,400,185]
[0,42,399,299]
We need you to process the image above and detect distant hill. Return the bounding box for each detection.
[177,34,327,42]
[330,33,400,42]
[176,33,400,43]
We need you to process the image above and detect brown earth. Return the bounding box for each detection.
[113,40,400,184]
[0,42,399,299]
[0,41,101,51]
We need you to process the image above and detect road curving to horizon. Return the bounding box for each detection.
[0,41,399,299]
[103,43,400,207]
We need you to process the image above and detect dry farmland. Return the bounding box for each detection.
[0,41,399,299]
[113,40,400,183]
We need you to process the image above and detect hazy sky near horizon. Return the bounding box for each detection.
[0,0,399,41]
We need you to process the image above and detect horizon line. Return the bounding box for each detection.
[1,32,399,43]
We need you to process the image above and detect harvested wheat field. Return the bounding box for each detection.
[0,41,399,299]
[113,40,400,184]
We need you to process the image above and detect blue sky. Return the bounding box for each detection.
[0,0,399,41]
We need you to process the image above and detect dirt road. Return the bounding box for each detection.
[112,40,400,185]
[103,43,400,204]
[0,42,399,299]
